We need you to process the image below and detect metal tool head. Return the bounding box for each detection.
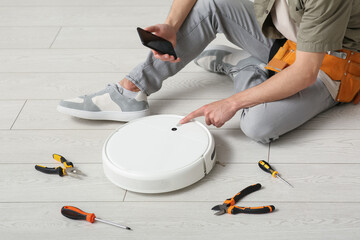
[214,210,227,216]
[211,204,228,216]
[65,167,87,179]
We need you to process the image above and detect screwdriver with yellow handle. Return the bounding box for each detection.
[258,160,294,188]
[61,206,132,230]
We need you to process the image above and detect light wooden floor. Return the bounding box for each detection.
[1,1,360,239]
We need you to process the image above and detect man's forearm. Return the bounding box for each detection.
[229,66,314,109]
[228,51,325,110]
[165,0,197,31]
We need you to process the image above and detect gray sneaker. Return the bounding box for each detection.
[57,84,150,122]
[194,45,252,76]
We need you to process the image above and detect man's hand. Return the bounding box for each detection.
[144,24,180,63]
[180,98,237,128]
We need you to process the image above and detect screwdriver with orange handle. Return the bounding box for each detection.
[258,160,294,188]
[61,206,131,230]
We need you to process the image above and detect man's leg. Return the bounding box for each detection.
[229,57,338,143]
[125,0,274,95]
[58,0,274,121]
[196,45,337,143]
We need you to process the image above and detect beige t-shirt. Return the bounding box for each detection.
[270,0,340,99]
[270,0,297,42]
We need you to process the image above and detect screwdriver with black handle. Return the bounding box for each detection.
[258,160,294,188]
[61,206,132,230]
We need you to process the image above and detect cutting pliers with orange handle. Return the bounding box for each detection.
[212,183,275,215]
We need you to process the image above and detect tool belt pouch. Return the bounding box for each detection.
[265,40,296,73]
[266,40,360,104]
[322,50,360,104]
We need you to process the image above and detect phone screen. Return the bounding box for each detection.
[137,27,177,59]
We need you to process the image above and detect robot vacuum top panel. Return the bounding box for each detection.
[103,115,213,179]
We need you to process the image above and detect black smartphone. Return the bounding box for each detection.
[137,27,177,60]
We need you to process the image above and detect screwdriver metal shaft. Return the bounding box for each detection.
[96,218,132,230]
[276,174,294,188]
[258,160,294,188]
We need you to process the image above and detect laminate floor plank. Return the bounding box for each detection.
[211,129,269,164]
[12,100,124,130]
[0,72,234,100]
[1,202,359,240]
[0,164,125,202]
[0,100,25,129]
[0,0,171,7]
[52,27,145,49]
[149,72,234,100]
[300,103,360,130]
[0,130,112,163]
[0,129,267,164]
[270,129,360,164]
[12,100,242,130]
[0,49,202,73]
[125,164,360,202]
[0,7,169,27]
[0,27,60,48]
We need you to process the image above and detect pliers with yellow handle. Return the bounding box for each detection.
[212,183,275,215]
[35,154,86,178]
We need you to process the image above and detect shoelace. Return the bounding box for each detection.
[215,63,237,76]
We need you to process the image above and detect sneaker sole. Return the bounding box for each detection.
[202,44,241,53]
[57,105,150,122]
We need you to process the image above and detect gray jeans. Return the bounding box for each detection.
[126,0,337,143]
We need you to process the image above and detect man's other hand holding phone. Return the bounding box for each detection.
[143,24,181,63]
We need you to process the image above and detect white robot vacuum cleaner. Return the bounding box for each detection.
[102,114,216,193]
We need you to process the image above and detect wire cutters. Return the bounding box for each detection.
[212,183,275,215]
[35,154,86,178]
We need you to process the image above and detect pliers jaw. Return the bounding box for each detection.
[53,154,86,178]
[211,204,228,216]
[64,167,86,178]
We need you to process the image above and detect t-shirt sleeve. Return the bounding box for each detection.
[296,0,352,52]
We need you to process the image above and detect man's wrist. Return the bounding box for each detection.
[164,19,180,32]
[228,91,256,111]
[226,95,242,112]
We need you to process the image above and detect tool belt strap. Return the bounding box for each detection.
[265,40,360,104]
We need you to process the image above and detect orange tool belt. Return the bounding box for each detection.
[265,40,360,104]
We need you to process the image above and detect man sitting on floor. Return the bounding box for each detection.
[57,0,360,143]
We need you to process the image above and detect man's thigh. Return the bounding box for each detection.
[240,79,338,143]
[211,0,275,62]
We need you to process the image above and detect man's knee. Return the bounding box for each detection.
[193,0,247,16]
[212,0,250,13]
[240,108,280,144]
[212,0,245,7]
